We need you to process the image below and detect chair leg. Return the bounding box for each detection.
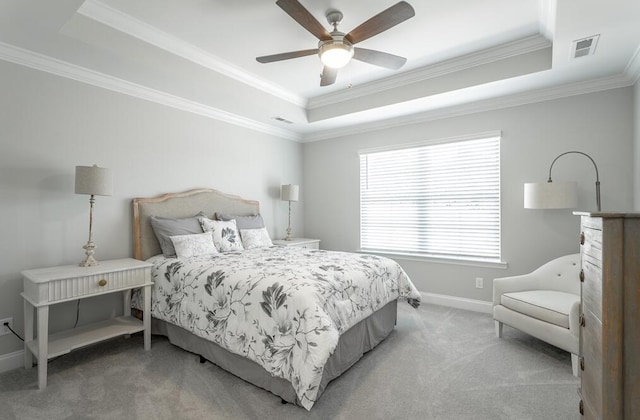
[571,354,580,377]
[495,320,503,338]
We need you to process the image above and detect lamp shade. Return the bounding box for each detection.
[75,165,113,196]
[524,181,578,209]
[281,184,299,202]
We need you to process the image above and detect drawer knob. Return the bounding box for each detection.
[580,357,584,371]
[580,232,585,245]
[579,400,584,415]
[579,269,585,282]
[579,313,585,327]
[98,279,107,287]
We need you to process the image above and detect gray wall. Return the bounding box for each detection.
[303,87,634,300]
[0,60,303,356]
[635,80,640,210]
[1,56,635,360]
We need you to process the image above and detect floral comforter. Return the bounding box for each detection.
[133,247,420,410]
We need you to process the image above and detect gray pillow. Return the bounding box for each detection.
[215,213,265,231]
[150,213,204,257]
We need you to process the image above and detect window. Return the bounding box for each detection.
[359,134,501,263]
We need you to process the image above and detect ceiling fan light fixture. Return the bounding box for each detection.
[319,40,354,69]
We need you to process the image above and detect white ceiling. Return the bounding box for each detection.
[0,0,639,141]
[99,0,542,97]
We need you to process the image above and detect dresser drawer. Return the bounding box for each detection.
[582,308,603,418]
[581,216,603,231]
[582,396,599,419]
[581,227,602,262]
[47,267,149,303]
[581,255,602,320]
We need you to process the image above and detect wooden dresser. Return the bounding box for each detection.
[574,212,640,419]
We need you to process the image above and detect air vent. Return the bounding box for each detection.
[571,34,599,59]
[273,116,293,124]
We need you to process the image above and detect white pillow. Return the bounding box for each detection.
[240,227,273,249]
[199,217,244,252]
[170,232,218,259]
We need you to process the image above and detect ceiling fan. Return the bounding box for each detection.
[256,0,415,87]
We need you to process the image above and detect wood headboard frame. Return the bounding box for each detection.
[132,188,260,261]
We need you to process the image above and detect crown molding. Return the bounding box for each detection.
[625,45,640,84]
[301,74,632,142]
[77,0,307,108]
[538,0,556,41]
[0,41,300,141]
[307,34,551,110]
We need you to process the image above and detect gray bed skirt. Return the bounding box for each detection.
[151,299,398,407]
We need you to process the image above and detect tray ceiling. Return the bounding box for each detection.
[0,0,639,141]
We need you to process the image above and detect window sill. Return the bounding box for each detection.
[358,249,508,269]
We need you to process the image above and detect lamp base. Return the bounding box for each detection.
[80,241,99,267]
[285,227,293,241]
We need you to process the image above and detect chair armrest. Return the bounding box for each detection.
[492,274,539,306]
[568,299,581,337]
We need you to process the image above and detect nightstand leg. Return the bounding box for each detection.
[36,305,49,389]
[143,284,151,350]
[123,290,132,318]
[23,300,34,369]
[123,290,132,339]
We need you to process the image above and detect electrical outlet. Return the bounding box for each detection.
[0,317,13,336]
[475,277,484,289]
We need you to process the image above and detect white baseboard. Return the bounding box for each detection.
[0,349,24,373]
[420,291,493,314]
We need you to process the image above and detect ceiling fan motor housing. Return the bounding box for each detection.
[318,35,354,68]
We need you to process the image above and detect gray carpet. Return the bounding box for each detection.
[0,304,580,420]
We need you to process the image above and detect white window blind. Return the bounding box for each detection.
[359,136,501,262]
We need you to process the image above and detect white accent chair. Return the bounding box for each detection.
[493,254,581,376]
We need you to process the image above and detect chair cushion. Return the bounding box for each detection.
[501,290,579,329]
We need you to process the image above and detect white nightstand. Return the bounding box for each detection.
[21,258,153,389]
[272,238,321,250]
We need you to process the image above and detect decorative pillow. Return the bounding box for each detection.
[215,213,265,231]
[199,217,244,252]
[170,232,218,259]
[150,213,205,257]
[240,228,273,249]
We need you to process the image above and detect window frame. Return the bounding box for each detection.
[358,131,506,268]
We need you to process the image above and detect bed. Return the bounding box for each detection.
[131,188,420,410]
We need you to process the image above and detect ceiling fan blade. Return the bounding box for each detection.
[353,48,407,70]
[320,66,338,86]
[256,49,318,63]
[345,1,415,45]
[276,0,332,41]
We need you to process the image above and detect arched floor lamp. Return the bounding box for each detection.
[524,151,601,211]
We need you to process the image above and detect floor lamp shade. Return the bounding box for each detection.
[526,151,601,211]
[75,165,113,196]
[524,181,578,209]
[281,184,299,202]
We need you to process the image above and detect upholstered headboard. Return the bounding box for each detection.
[132,188,259,261]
